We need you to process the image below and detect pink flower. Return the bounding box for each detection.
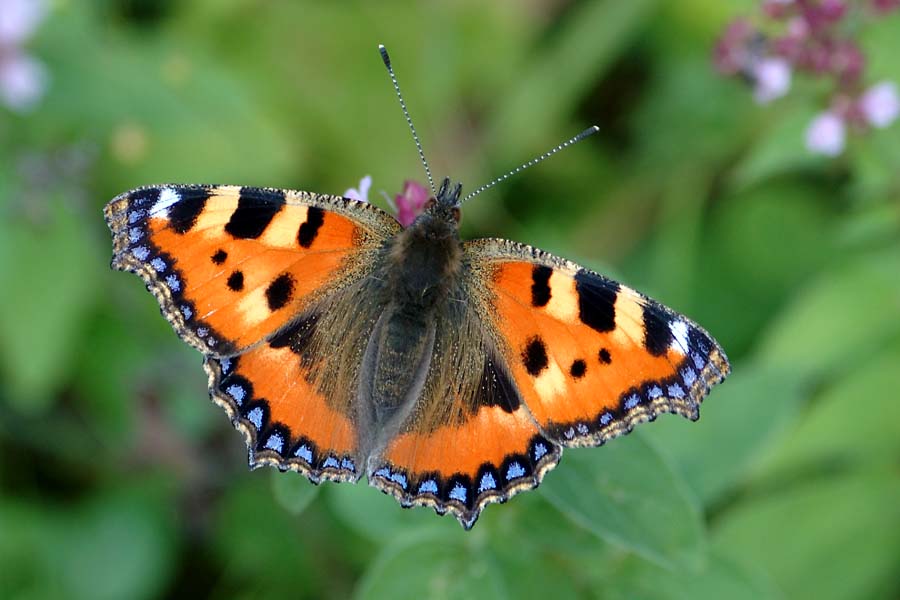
[806,111,846,156]
[859,81,899,128]
[344,175,372,202]
[819,0,848,22]
[830,40,865,86]
[763,0,795,19]
[0,0,49,112]
[713,19,755,75]
[753,57,792,104]
[394,180,429,227]
[343,177,430,227]
[871,0,900,14]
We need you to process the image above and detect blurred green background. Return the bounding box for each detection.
[2,1,899,598]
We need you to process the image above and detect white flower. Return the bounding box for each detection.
[753,57,792,104]
[0,0,49,112]
[805,111,846,156]
[0,0,48,45]
[344,175,372,202]
[0,52,46,111]
[859,81,899,129]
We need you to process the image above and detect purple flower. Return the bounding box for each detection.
[344,175,372,202]
[713,19,756,75]
[871,0,900,13]
[753,57,792,104]
[806,111,846,156]
[818,0,848,22]
[343,176,430,227]
[859,81,899,128]
[0,0,49,112]
[763,0,795,20]
[829,40,865,86]
[394,180,429,227]
[715,0,900,155]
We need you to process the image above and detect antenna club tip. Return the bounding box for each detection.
[590,125,600,132]
[378,45,391,66]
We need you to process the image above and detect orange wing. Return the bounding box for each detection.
[104,184,400,355]
[467,238,730,448]
[205,318,360,482]
[105,184,400,478]
[361,295,560,529]
[367,237,729,530]
[369,342,562,529]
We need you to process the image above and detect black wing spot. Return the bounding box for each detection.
[530,265,552,307]
[226,270,244,291]
[169,188,210,234]
[598,348,612,364]
[270,313,319,357]
[643,304,673,357]
[211,249,227,264]
[265,273,295,311]
[298,206,325,248]
[477,359,521,413]
[569,359,587,379]
[224,187,285,239]
[574,270,618,333]
[522,337,549,377]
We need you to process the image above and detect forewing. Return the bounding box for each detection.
[106,184,397,483]
[104,184,400,354]
[467,238,730,448]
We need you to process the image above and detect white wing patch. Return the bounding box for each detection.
[149,187,181,219]
[669,319,690,354]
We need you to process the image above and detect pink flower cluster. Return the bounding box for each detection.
[344,176,430,227]
[714,0,899,156]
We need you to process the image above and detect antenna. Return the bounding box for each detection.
[379,44,436,196]
[461,126,600,203]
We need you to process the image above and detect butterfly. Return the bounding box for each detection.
[104,47,729,530]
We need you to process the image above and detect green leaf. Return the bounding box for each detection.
[0,500,60,598]
[606,551,783,600]
[756,247,900,377]
[51,482,177,600]
[36,5,297,188]
[485,496,614,597]
[754,343,900,478]
[0,201,101,412]
[271,470,320,515]
[327,479,454,542]
[729,101,826,191]
[490,0,658,155]
[541,433,706,570]
[649,362,806,505]
[713,469,900,600]
[355,531,507,600]
[212,479,319,596]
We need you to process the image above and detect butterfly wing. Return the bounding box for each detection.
[369,236,729,528]
[367,297,562,529]
[104,184,400,354]
[204,280,386,482]
[468,238,730,446]
[105,184,400,481]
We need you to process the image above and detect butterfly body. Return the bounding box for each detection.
[105,181,729,529]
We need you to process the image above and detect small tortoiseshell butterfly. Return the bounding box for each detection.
[104,46,729,529]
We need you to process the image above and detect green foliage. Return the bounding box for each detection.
[1,1,899,598]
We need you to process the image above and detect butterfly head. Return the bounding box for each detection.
[416,177,461,230]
